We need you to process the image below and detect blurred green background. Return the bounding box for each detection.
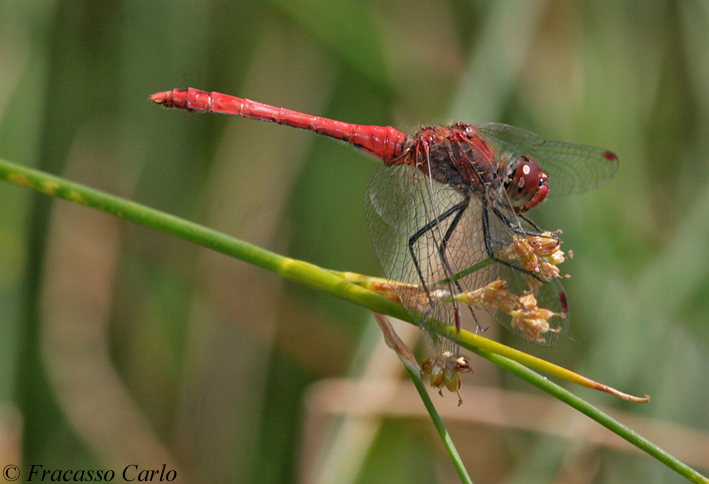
[1,0,708,483]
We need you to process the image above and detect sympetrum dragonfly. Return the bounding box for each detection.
[151,88,618,397]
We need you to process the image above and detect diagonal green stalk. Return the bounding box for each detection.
[469,346,708,484]
[0,157,706,483]
[373,312,472,483]
[436,258,495,285]
[406,365,473,484]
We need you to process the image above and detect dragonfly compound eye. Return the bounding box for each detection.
[506,156,548,212]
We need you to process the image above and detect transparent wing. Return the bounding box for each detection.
[364,163,471,356]
[475,123,619,197]
[364,162,569,348]
[482,203,570,346]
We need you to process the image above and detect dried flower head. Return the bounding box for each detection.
[456,279,517,313]
[497,231,570,292]
[509,292,565,343]
[420,352,473,405]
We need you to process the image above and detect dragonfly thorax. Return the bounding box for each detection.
[402,124,500,195]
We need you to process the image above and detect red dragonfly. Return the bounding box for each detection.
[152,88,618,395]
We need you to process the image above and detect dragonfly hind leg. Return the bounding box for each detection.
[407,195,485,333]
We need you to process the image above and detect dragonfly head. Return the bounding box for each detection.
[505,155,548,213]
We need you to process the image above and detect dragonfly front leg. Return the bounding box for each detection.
[489,205,557,245]
[481,200,544,281]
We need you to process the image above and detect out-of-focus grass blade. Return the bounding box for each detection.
[265,0,393,94]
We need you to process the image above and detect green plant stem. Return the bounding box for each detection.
[468,347,708,484]
[0,158,407,319]
[0,157,706,483]
[406,366,473,484]
[373,311,472,482]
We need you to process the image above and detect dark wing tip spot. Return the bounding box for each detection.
[603,150,618,162]
[559,291,569,313]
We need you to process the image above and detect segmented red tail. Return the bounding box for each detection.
[151,88,409,162]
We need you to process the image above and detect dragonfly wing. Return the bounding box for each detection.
[429,187,570,346]
[365,162,570,349]
[482,203,570,346]
[475,123,619,197]
[365,163,478,356]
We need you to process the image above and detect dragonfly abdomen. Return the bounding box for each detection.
[151,88,410,162]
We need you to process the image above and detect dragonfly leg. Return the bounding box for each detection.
[408,196,483,333]
[490,206,557,242]
[407,201,468,306]
[408,200,470,274]
[437,195,486,333]
[518,213,544,233]
[489,204,537,236]
[481,200,544,281]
